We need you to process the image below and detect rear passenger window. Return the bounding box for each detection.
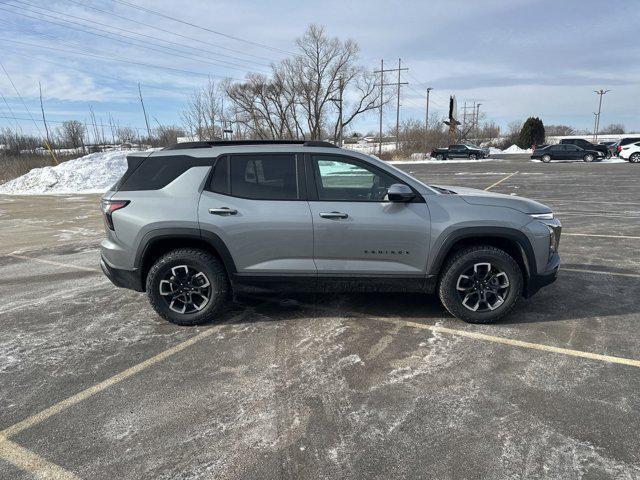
[229,154,298,200]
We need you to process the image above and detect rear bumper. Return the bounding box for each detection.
[525,252,560,297]
[100,256,144,292]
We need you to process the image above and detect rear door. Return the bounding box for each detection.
[565,144,583,160]
[306,154,430,278]
[198,153,315,276]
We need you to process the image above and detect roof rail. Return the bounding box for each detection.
[164,140,337,150]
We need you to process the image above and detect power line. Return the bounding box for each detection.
[0,114,149,133]
[0,60,57,162]
[0,38,242,80]
[4,0,271,70]
[0,88,22,132]
[110,0,295,56]
[2,48,197,96]
[0,4,270,74]
[61,0,278,63]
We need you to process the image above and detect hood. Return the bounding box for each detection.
[431,185,552,214]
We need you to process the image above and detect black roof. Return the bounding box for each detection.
[164,140,337,150]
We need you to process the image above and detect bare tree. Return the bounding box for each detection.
[154,124,185,147]
[600,123,625,134]
[545,124,575,136]
[57,121,86,150]
[181,78,223,140]
[116,126,137,144]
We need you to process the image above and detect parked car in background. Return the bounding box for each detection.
[599,141,618,157]
[619,142,640,163]
[431,144,488,160]
[531,144,602,163]
[560,138,610,158]
[614,137,640,157]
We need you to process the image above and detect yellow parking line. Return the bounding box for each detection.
[0,439,80,480]
[375,318,640,368]
[562,267,640,278]
[484,171,519,191]
[7,254,99,273]
[0,327,222,439]
[562,233,640,239]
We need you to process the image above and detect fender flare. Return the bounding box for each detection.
[429,226,536,280]
[134,227,237,275]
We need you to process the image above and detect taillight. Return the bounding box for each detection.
[100,200,129,230]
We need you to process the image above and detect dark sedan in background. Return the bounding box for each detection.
[531,144,603,163]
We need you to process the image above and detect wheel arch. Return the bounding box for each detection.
[430,227,535,291]
[135,228,236,291]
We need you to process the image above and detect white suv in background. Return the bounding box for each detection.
[619,142,640,163]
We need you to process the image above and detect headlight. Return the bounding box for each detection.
[530,212,554,220]
[546,224,561,253]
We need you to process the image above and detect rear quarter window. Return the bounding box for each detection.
[117,155,214,191]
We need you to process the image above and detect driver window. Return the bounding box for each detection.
[312,155,399,202]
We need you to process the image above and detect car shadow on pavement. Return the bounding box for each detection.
[500,263,640,325]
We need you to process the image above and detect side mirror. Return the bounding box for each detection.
[387,183,415,202]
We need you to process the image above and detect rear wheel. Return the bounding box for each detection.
[146,248,228,325]
[436,154,444,160]
[583,154,595,162]
[438,246,523,324]
[541,154,551,163]
[629,153,640,163]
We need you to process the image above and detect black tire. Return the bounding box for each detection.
[146,248,229,326]
[583,154,594,162]
[438,246,523,324]
[629,153,640,163]
[541,154,551,163]
[436,154,444,160]
[468,153,477,160]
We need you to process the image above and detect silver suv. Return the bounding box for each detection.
[100,140,561,325]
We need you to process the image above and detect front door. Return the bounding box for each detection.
[198,153,315,276]
[307,154,430,278]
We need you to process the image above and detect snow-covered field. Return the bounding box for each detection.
[0,151,129,195]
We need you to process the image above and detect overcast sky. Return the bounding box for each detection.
[0,0,638,137]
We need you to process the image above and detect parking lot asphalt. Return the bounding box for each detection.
[1,156,639,479]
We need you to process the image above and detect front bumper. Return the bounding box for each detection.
[525,252,560,297]
[100,256,144,292]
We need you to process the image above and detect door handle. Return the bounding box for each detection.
[319,211,348,219]
[209,207,237,216]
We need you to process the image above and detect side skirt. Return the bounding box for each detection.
[230,274,434,294]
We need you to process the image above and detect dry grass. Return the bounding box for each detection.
[0,154,81,185]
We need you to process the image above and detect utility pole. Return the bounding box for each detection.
[592,112,599,142]
[374,59,408,155]
[425,87,433,147]
[38,82,57,164]
[138,83,152,143]
[475,103,482,140]
[329,77,344,147]
[378,59,383,155]
[593,89,610,142]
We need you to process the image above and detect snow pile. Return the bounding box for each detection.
[504,144,532,154]
[489,147,503,155]
[0,150,131,195]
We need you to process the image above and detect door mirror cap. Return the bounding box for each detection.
[388,183,415,202]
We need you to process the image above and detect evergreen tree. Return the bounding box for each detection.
[518,117,545,148]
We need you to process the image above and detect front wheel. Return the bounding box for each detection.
[436,154,444,160]
[629,153,640,163]
[438,246,523,324]
[541,154,551,163]
[146,248,229,325]
[583,154,595,162]
[468,153,477,160]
